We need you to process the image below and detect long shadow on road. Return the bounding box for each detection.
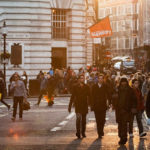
[65,138,83,150]
[87,139,102,150]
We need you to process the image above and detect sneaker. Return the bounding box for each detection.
[11,117,15,121]
[129,133,134,138]
[140,132,147,138]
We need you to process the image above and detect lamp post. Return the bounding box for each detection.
[1,21,8,92]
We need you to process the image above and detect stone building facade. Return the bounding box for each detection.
[98,0,139,57]
[139,0,150,46]
[0,0,95,85]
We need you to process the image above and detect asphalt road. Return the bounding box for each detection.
[0,97,150,150]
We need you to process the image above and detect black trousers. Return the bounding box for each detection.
[37,89,46,105]
[13,96,23,118]
[0,97,9,108]
[94,110,106,137]
[76,113,86,135]
[118,118,128,142]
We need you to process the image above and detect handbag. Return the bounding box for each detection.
[23,98,30,110]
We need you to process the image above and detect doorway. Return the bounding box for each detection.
[52,47,67,69]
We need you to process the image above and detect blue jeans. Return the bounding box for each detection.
[129,111,144,134]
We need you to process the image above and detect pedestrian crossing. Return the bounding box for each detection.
[0,97,69,118]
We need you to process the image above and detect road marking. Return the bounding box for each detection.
[28,109,66,113]
[58,121,68,126]
[0,105,7,108]
[0,113,8,118]
[51,113,75,132]
[51,127,61,132]
[66,112,75,120]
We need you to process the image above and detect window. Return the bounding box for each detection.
[126,4,132,14]
[118,21,124,31]
[99,8,105,18]
[112,21,117,32]
[105,8,111,16]
[105,37,111,47]
[125,38,130,48]
[125,20,132,30]
[118,39,124,49]
[51,9,69,39]
[111,38,117,49]
[112,7,117,16]
[133,3,137,14]
[118,6,124,16]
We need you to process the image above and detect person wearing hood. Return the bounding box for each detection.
[115,78,137,145]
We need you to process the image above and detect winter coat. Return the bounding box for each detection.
[132,88,145,111]
[115,86,137,122]
[68,83,91,114]
[91,83,111,112]
[46,77,55,97]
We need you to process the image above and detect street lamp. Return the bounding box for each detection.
[1,21,8,90]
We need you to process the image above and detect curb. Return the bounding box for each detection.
[4,94,71,100]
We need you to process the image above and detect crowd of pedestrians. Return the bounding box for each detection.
[67,67,150,145]
[0,66,150,145]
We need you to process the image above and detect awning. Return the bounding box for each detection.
[50,0,74,9]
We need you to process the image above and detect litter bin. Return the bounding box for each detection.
[29,79,40,96]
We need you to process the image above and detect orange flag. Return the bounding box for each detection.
[89,16,112,38]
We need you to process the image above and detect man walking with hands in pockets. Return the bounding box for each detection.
[10,73,27,121]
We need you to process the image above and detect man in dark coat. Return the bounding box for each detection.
[36,73,48,106]
[68,75,91,139]
[115,78,137,145]
[91,74,111,139]
[46,74,55,106]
